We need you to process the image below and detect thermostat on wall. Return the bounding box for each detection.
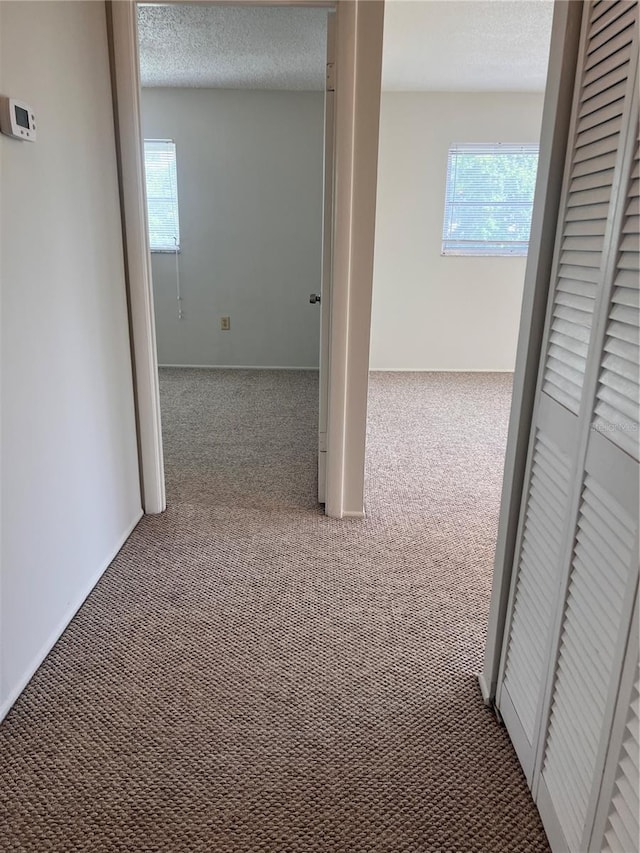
[0,97,36,141]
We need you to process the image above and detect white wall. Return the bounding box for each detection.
[0,1,141,718]
[141,88,324,369]
[370,92,545,371]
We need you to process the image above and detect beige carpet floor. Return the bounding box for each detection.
[0,369,550,852]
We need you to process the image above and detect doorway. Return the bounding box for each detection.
[134,3,332,511]
[110,0,385,518]
[366,0,553,512]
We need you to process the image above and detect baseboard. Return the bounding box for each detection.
[158,364,320,371]
[0,509,143,724]
[342,510,366,519]
[369,368,515,373]
[477,672,494,706]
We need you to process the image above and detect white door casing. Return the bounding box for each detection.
[318,9,336,504]
[324,0,384,519]
[108,0,166,514]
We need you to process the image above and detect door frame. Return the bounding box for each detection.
[317,9,336,505]
[107,0,384,519]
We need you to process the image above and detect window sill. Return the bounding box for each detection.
[441,251,528,258]
[150,248,182,254]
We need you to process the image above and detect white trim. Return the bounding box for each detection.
[325,0,385,519]
[318,9,336,504]
[535,776,572,853]
[498,680,537,787]
[158,364,320,371]
[0,511,143,723]
[341,510,366,519]
[478,672,492,705]
[109,0,166,515]
[479,0,583,706]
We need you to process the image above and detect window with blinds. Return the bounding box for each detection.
[143,140,180,252]
[442,143,539,256]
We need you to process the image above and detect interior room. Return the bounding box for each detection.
[364,11,552,830]
[138,4,328,509]
[365,0,550,594]
[370,2,550,374]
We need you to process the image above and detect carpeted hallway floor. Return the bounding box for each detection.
[0,369,550,853]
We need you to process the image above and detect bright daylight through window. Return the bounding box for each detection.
[144,139,180,252]
[442,143,539,256]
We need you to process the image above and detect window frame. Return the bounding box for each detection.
[143,138,181,254]
[441,142,540,258]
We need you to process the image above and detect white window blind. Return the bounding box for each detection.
[144,140,180,252]
[442,143,539,256]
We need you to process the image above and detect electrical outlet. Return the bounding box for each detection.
[220,316,230,331]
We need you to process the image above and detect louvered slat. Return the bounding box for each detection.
[502,432,571,741]
[589,0,631,35]
[576,114,622,152]
[602,678,640,852]
[584,7,637,73]
[586,3,637,56]
[543,1,636,414]
[541,475,636,852]
[594,136,640,459]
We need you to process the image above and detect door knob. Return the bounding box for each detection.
[309,293,321,304]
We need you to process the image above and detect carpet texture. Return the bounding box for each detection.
[0,369,550,853]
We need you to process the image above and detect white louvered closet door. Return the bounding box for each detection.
[496,0,639,783]
[496,2,639,851]
[534,112,639,853]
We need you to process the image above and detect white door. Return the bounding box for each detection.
[317,10,336,504]
[495,2,639,850]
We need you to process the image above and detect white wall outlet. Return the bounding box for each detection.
[220,316,230,331]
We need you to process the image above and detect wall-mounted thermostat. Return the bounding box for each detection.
[0,97,36,141]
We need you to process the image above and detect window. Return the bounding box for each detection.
[144,140,180,252]
[442,143,539,256]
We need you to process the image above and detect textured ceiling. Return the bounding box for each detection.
[137,1,553,93]
[383,0,553,92]
[138,5,328,90]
